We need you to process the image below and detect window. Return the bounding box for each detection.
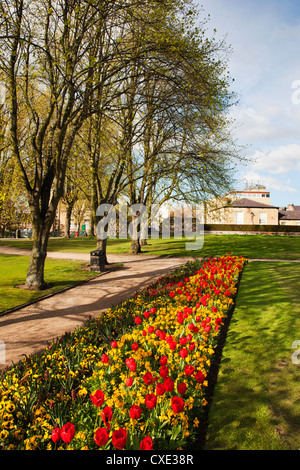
[259,212,267,224]
[235,211,244,224]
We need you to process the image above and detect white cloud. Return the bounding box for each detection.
[200,0,300,146]
[231,106,281,142]
[198,0,300,206]
[252,144,300,174]
[239,170,298,194]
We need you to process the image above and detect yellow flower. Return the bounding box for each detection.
[193,417,200,428]
[6,402,15,413]
[0,429,9,439]
[77,387,88,397]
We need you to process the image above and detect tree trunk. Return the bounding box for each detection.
[96,223,108,264]
[64,203,73,238]
[129,212,142,254]
[25,222,51,290]
[130,238,141,254]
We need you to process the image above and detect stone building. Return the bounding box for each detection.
[279,204,300,226]
[205,184,279,225]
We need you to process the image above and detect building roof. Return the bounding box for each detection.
[226,198,279,209]
[278,204,300,220]
[279,210,300,220]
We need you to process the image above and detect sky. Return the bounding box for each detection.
[196,0,300,208]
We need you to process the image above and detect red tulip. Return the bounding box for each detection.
[90,389,105,407]
[143,371,154,385]
[184,364,195,376]
[177,313,183,324]
[111,340,117,348]
[60,422,75,443]
[101,406,113,429]
[163,376,174,392]
[51,427,60,443]
[179,348,188,358]
[171,396,185,413]
[101,353,109,364]
[159,365,169,378]
[159,330,166,340]
[129,404,142,419]
[94,427,109,447]
[125,377,133,387]
[145,393,157,409]
[112,428,127,450]
[195,370,205,383]
[140,436,154,450]
[125,357,137,372]
[160,355,168,366]
[155,382,165,396]
[177,382,187,395]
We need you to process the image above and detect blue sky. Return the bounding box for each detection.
[196,0,300,207]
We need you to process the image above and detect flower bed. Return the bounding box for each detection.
[0,254,247,450]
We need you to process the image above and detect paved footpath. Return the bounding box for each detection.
[1,247,299,369]
[0,246,193,369]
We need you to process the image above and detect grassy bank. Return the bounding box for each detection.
[0,255,97,313]
[1,233,300,259]
[204,261,300,450]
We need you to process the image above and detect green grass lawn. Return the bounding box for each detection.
[0,255,97,313]
[1,233,300,259]
[204,261,300,450]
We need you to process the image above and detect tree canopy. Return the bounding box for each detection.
[0,0,241,287]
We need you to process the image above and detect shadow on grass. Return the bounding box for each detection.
[191,262,300,450]
[186,271,245,450]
